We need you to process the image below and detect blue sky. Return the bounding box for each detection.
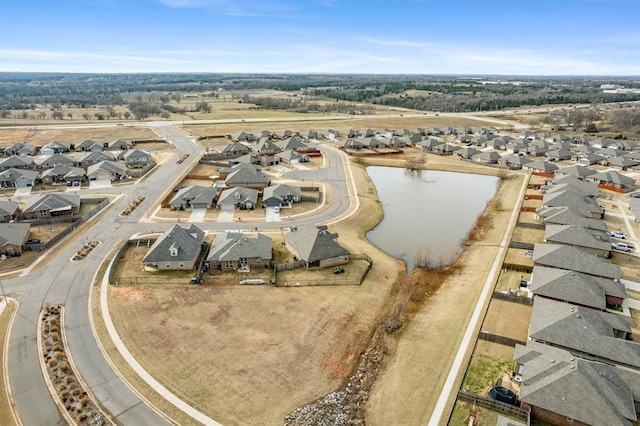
[1,0,639,75]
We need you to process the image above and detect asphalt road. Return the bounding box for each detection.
[3,124,353,425]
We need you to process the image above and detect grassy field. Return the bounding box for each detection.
[482,299,532,341]
[0,126,159,148]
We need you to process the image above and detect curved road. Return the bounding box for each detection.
[3,124,354,425]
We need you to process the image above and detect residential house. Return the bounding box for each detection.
[275,150,308,164]
[524,160,559,174]
[544,224,612,258]
[0,155,35,171]
[0,223,30,256]
[207,231,272,270]
[532,243,620,279]
[38,153,74,169]
[87,160,127,182]
[555,164,596,180]
[577,152,606,166]
[118,149,153,168]
[224,164,270,190]
[40,166,84,186]
[589,170,636,192]
[541,189,604,218]
[169,186,218,210]
[75,139,104,152]
[546,148,572,161]
[107,139,133,151]
[545,178,600,198]
[254,138,281,155]
[431,143,457,156]
[531,265,627,310]
[3,142,36,157]
[453,147,481,160]
[472,151,501,164]
[416,138,441,152]
[609,156,639,171]
[262,184,302,208]
[0,201,19,223]
[514,341,639,426]
[361,138,386,149]
[535,206,608,232]
[78,151,115,168]
[217,142,250,158]
[231,131,255,142]
[276,136,306,152]
[22,193,81,219]
[337,138,364,151]
[284,225,349,269]
[217,187,259,210]
[498,155,532,170]
[39,141,70,155]
[141,224,205,271]
[0,168,39,188]
[528,297,640,369]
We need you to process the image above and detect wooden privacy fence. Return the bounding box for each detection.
[478,331,527,347]
[456,390,530,423]
[492,291,535,306]
[502,263,533,273]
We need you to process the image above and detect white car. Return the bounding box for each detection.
[610,231,628,239]
[612,242,634,253]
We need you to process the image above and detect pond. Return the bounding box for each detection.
[366,166,499,271]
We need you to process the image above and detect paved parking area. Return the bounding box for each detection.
[189,208,207,222]
[218,209,235,222]
[265,207,281,222]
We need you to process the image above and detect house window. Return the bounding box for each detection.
[165,263,171,268]
[226,261,234,268]
[326,258,332,264]
[170,247,178,257]
[40,210,48,217]
[338,256,345,261]
[179,263,184,268]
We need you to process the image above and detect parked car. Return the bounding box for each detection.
[612,242,634,253]
[26,239,41,244]
[610,231,628,239]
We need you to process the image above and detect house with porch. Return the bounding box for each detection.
[141,224,205,271]
[207,231,272,270]
[0,223,30,256]
[0,168,39,188]
[22,193,81,219]
[169,186,218,210]
[40,166,84,186]
[217,187,259,210]
[262,184,302,208]
[284,225,349,269]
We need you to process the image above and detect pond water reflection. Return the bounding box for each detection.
[366,166,499,271]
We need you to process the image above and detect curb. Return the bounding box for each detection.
[2,298,22,426]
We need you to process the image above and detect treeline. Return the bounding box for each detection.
[244,96,374,114]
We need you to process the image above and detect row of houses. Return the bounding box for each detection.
[0,193,83,256]
[3,139,135,157]
[512,175,640,425]
[169,183,303,211]
[0,149,153,172]
[140,224,349,272]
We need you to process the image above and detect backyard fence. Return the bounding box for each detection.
[492,291,535,306]
[478,331,527,347]
[273,254,373,287]
[509,241,535,251]
[456,390,530,423]
[516,221,545,230]
[502,263,534,273]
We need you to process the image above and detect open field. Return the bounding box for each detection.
[181,115,505,140]
[0,126,159,148]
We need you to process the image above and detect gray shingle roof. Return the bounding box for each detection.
[169,186,218,208]
[285,225,349,263]
[533,243,620,279]
[531,265,627,310]
[514,341,637,426]
[529,297,640,369]
[536,206,608,231]
[207,231,272,263]
[556,164,597,179]
[23,193,81,214]
[0,223,30,247]
[142,224,205,264]
[544,224,611,252]
[542,189,603,217]
[0,200,19,217]
[224,166,270,186]
[217,187,258,207]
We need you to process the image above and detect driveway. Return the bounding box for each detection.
[14,186,32,196]
[189,208,207,222]
[265,206,281,222]
[90,179,112,189]
[218,209,235,222]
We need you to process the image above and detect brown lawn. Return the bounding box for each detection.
[481,299,532,341]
